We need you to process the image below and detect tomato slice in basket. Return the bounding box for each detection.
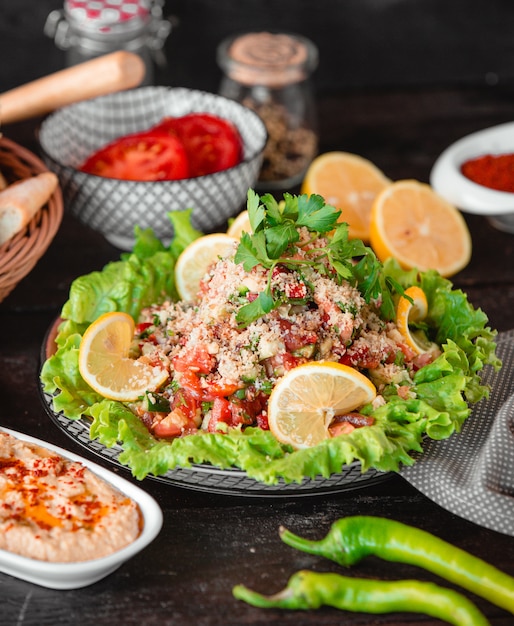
[79,131,190,181]
[151,113,243,177]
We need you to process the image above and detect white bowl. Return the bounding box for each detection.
[0,427,162,589]
[430,121,514,233]
[39,87,267,249]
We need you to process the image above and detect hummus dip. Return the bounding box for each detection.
[0,432,142,562]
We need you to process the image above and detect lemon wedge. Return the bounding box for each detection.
[396,286,438,355]
[267,361,377,449]
[78,311,168,401]
[175,233,238,302]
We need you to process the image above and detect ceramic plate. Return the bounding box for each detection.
[0,427,163,589]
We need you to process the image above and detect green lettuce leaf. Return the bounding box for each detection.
[80,397,428,484]
[61,210,202,324]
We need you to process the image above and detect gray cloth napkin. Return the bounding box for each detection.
[400,330,514,536]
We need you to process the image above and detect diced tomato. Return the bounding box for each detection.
[153,407,199,438]
[172,345,216,374]
[278,319,317,353]
[171,387,200,421]
[208,394,269,432]
[135,322,158,346]
[397,385,412,399]
[339,346,382,369]
[208,397,234,433]
[151,113,243,177]
[286,283,308,299]
[263,352,305,377]
[396,342,417,362]
[256,412,269,430]
[229,394,267,426]
[176,370,203,399]
[412,351,435,370]
[153,419,182,438]
[201,381,241,401]
[79,131,190,181]
[135,322,153,335]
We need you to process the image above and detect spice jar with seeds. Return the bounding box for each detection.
[217,31,319,190]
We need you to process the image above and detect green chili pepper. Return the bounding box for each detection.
[233,570,490,626]
[279,516,514,614]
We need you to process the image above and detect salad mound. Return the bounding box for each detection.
[41,191,501,485]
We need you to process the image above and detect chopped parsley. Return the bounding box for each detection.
[234,190,401,326]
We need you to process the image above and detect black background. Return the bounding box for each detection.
[2,0,514,94]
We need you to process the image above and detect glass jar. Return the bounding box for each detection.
[44,0,172,85]
[217,31,319,191]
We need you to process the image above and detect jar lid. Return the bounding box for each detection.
[64,0,152,38]
[217,32,318,87]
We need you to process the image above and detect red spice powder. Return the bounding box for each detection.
[461,153,514,192]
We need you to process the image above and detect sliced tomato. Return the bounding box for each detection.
[151,113,243,177]
[79,131,190,181]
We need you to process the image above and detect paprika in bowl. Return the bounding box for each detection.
[38,87,267,250]
[430,121,514,233]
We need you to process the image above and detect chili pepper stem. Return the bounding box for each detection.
[233,570,490,626]
[279,524,354,561]
[279,517,514,615]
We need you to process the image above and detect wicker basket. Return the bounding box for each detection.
[0,136,63,303]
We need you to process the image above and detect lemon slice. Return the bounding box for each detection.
[78,311,168,401]
[226,210,252,239]
[370,179,472,277]
[267,361,377,449]
[175,233,238,301]
[301,151,391,241]
[396,286,437,355]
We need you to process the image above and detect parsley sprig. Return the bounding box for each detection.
[234,190,400,326]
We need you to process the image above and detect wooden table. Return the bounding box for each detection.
[1,85,514,625]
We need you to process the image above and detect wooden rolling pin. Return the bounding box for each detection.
[0,51,146,125]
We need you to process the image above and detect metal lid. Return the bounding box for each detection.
[217,32,318,87]
[64,0,152,38]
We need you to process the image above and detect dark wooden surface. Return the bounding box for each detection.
[1,85,514,625]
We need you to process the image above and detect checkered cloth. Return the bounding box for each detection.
[401,330,514,536]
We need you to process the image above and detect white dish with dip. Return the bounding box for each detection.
[0,427,163,589]
[430,121,514,233]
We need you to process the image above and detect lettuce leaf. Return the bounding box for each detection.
[61,209,202,324]
[40,218,502,485]
[84,399,426,484]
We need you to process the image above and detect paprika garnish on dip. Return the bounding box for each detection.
[0,431,142,562]
[461,152,514,192]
